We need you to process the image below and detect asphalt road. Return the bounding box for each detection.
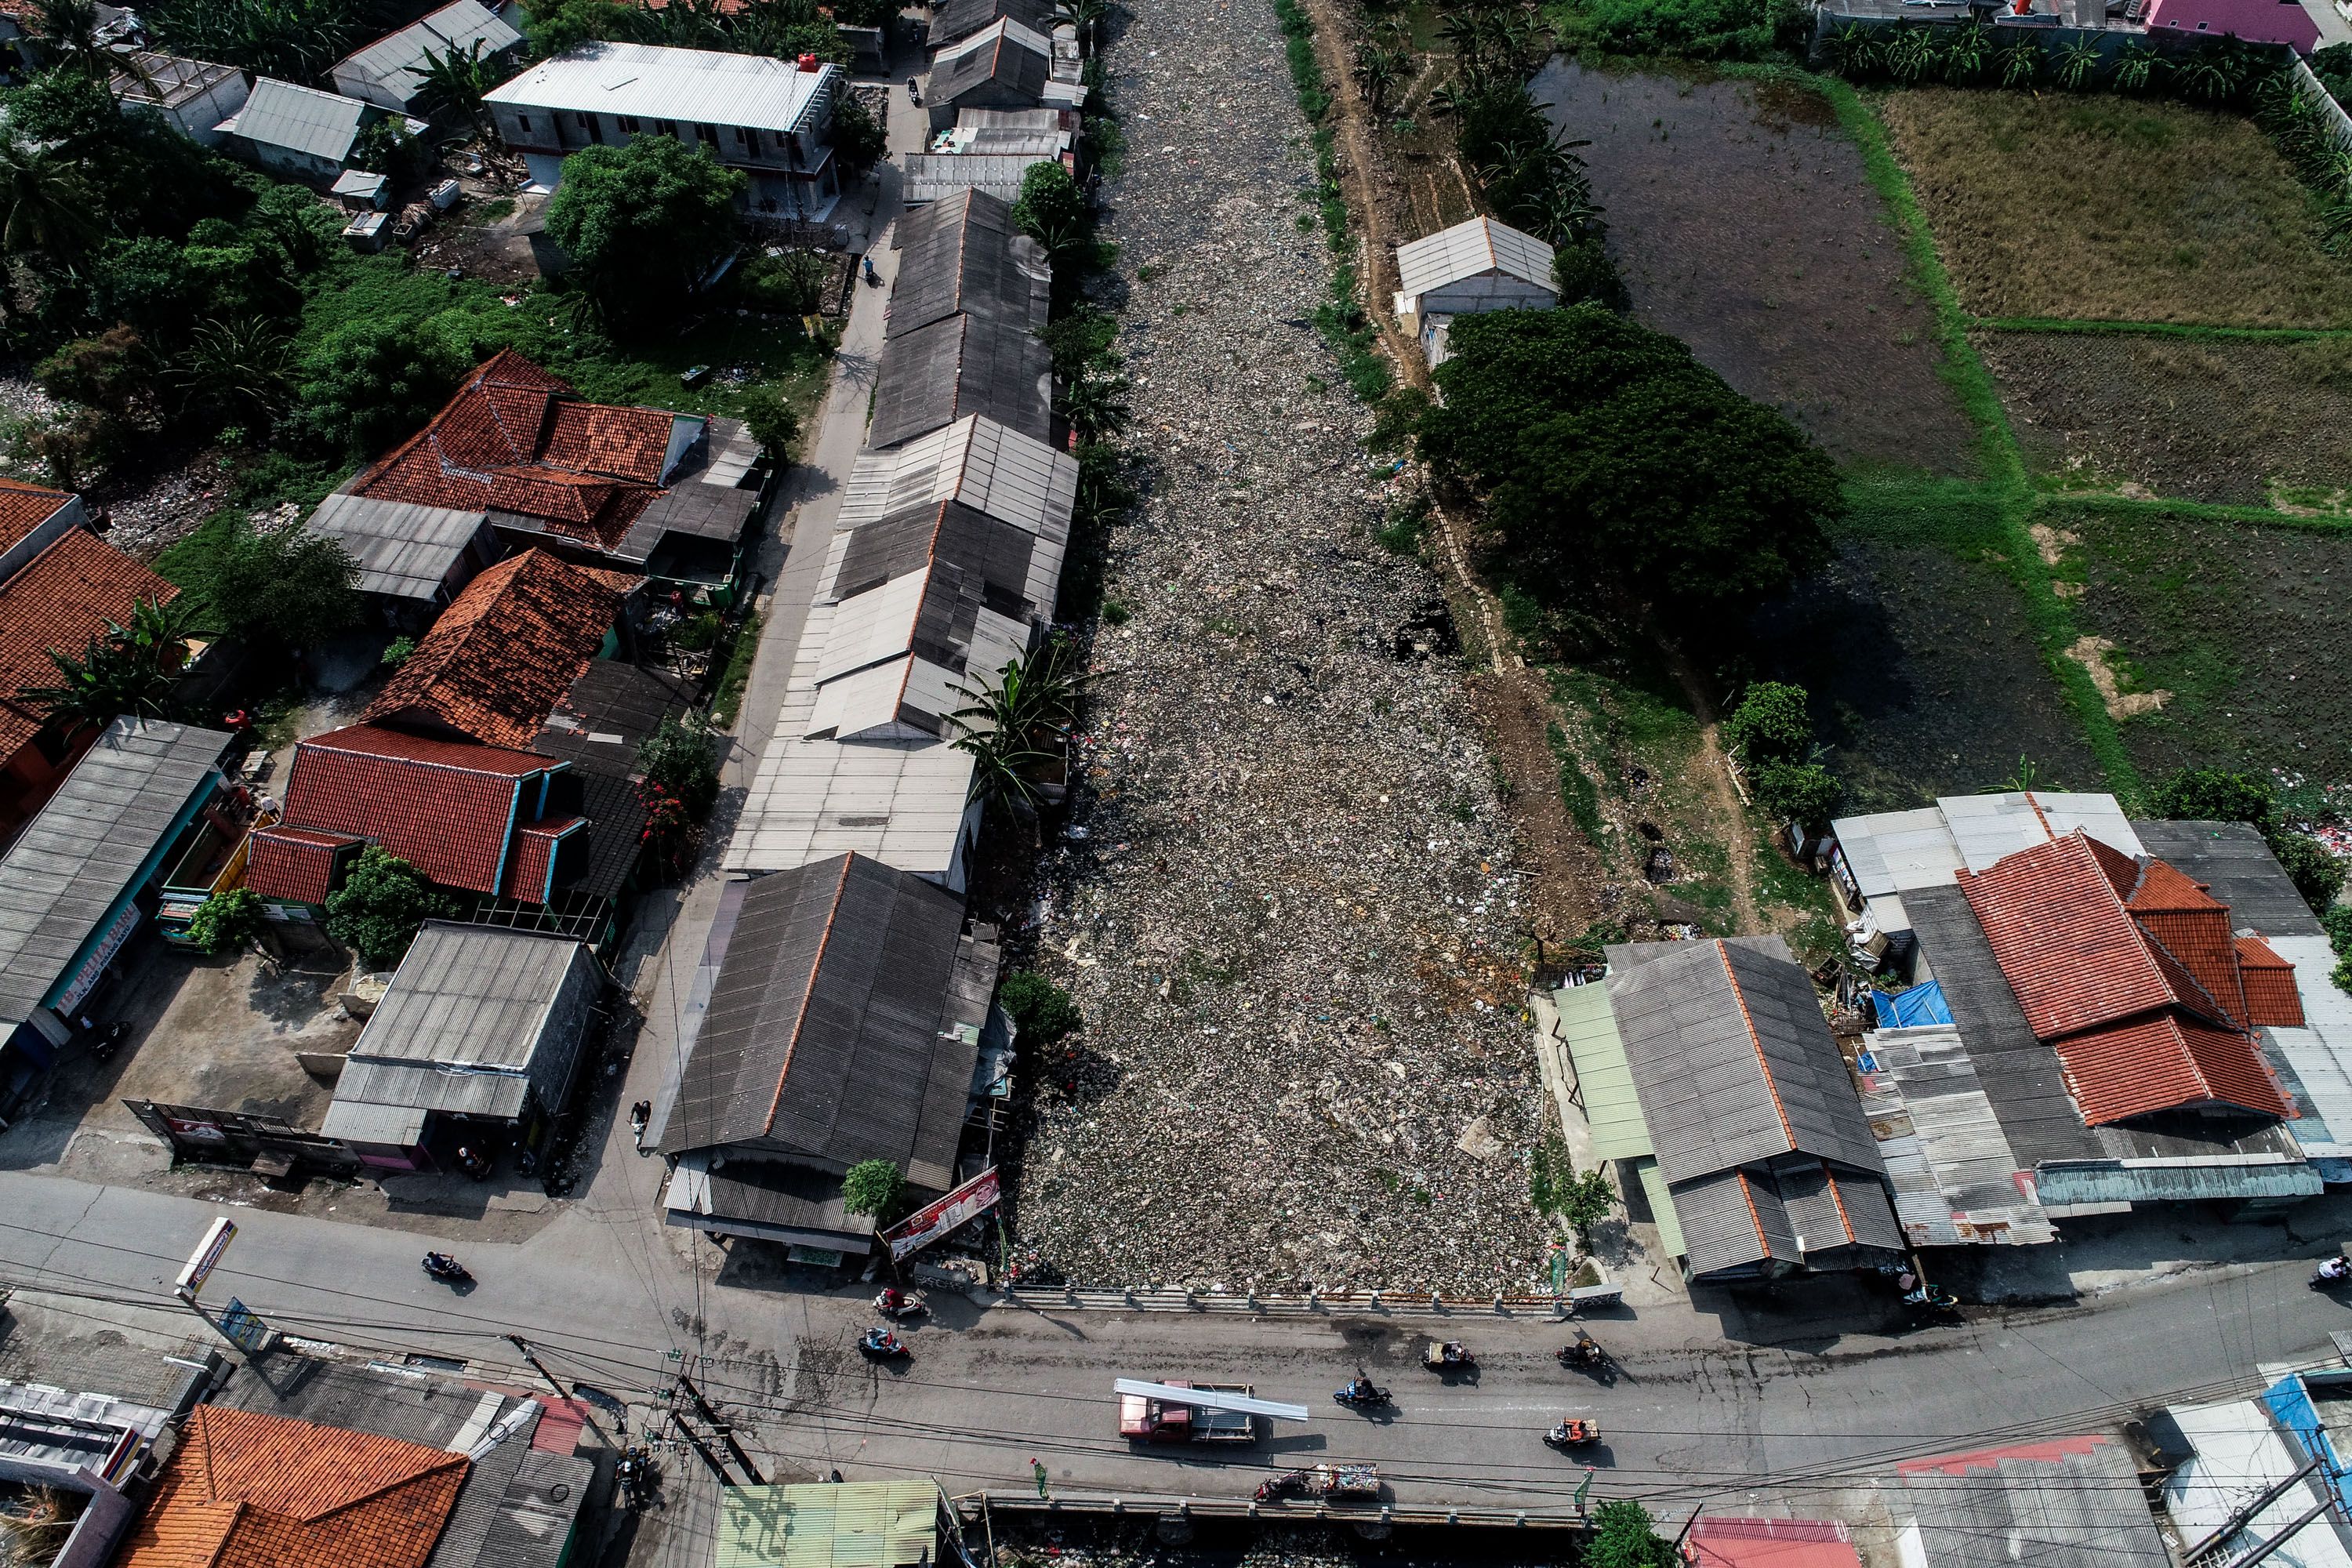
[1,1165,2342,1515]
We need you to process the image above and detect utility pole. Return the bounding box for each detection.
[1671,1506,1704,1555]
[677,1374,764,1484]
[670,1408,735,1485]
[506,1335,614,1447]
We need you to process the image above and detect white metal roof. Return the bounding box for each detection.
[306,490,485,601]
[336,0,519,106]
[1109,1381,1310,1421]
[935,15,1053,67]
[1834,792,2143,898]
[220,77,370,161]
[2261,934,2352,1159]
[486,42,840,136]
[1394,216,1554,300]
[837,416,1076,539]
[2163,1399,2352,1568]
[905,152,1055,205]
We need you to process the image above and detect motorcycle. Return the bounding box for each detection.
[454,1145,492,1181]
[1902,1284,1960,1312]
[1558,1332,1610,1373]
[873,1288,929,1320]
[1255,1468,1312,1502]
[1331,1379,1391,1411]
[1544,1418,1600,1450]
[906,75,922,104]
[421,1253,473,1287]
[88,1021,131,1063]
[615,1445,657,1510]
[859,1328,909,1360]
[1422,1340,1475,1372]
[2313,1257,2351,1289]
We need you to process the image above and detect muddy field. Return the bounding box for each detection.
[1884,88,2352,329]
[1748,514,2104,810]
[2056,507,2352,787]
[1532,60,1976,477]
[1984,331,2352,508]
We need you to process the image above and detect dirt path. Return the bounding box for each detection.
[1293,0,1768,946]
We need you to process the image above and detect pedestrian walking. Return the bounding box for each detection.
[1031,1456,1049,1498]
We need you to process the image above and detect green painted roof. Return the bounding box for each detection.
[717,1481,941,1568]
[1553,983,1653,1162]
[1635,1156,1686,1259]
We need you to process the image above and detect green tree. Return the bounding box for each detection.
[325,848,456,968]
[636,712,719,816]
[999,971,1081,1047]
[185,887,266,956]
[36,325,151,421]
[544,136,744,336]
[2272,832,2347,917]
[1009,160,1090,256]
[143,0,358,81]
[292,318,467,458]
[1555,1166,1617,1248]
[350,114,426,177]
[31,0,154,85]
[1552,237,1624,309]
[171,316,296,431]
[949,636,1083,813]
[408,38,510,136]
[1724,681,1813,767]
[22,593,205,727]
[831,91,887,177]
[2150,768,2274,827]
[0,133,99,263]
[194,518,361,646]
[841,1159,906,1221]
[1061,370,1131,442]
[735,387,800,462]
[1421,305,1696,489]
[1486,369,1840,624]
[523,0,642,57]
[1588,1501,1675,1568]
[1036,305,1118,382]
[1755,760,1842,833]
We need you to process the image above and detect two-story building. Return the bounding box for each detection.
[485,41,844,219]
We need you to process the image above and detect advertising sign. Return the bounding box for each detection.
[175,1217,237,1299]
[880,1167,1000,1261]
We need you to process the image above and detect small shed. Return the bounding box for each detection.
[304,490,496,622]
[111,52,250,146]
[321,922,603,1169]
[1392,216,1556,366]
[216,78,412,185]
[330,169,390,211]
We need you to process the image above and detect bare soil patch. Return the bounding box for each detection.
[1983,330,2352,506]
[2057,506,2352,788]
[1533,59,1976,477]
[1884,88,2352,328]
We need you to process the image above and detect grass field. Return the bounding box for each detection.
[1983,332,2352,507]
[1882,88,2352,328]
[2054,506,2352,786]
[1537,60,1979,476]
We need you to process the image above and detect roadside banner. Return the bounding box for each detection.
[175,1217,237,1300]
[218,1298,273,1354]
[881,1167,1000,1261]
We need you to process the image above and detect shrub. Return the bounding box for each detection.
[190,518,361,647]
[1552,238,1625,310]
[185,887,265,956]
[999,971,1081,1047]
[2270,831,2347,917]
[1588,1502,1676,1568]
[1724,681,1813,767]
[2149,767,2274,827]
[637,712,718,816]
[1555,0,1773,61]
[1755,760,1843,833]
[841,1159,906,1220]
[292,318,467,458]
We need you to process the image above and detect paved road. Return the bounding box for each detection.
[2,1165,2343,1514]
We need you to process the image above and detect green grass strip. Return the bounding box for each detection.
[2045,491,2352,535]
[1976,316,2352,343]
[1817,76,2143,804]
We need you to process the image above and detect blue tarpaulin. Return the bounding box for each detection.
[1875,981,1955,1029]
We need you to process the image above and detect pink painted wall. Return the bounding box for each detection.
[2140,0,2318,53]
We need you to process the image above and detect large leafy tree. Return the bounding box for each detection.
[1009,160,1090,259]
[1421,305,1696,488]
[143,0,359,83]
[325,848,457,968]
[292,318,467,458]
[0,133,98,263]
[1486,368,1839,622]
[543,136,743,336]
[187,517,361,646]
[22,593,206,728]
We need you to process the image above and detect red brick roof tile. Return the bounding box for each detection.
[247,826,363,906]
[2238,935,2307,1029]
[118,1406,466,1568]
[2053,1014,2288,1124]
[267,724,554,897]
[509,813,585,903]
[353,350,682,552]
[364,550,639,750]
[0,476,72,558]
[0,529,178,757]
[1958,833,2180,1040]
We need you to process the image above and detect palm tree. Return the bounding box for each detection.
[407,38,504,139]
[0,138,98,262]
[949,637,1086,814]
[1061,371,1131,441]
[31,0,153,88]
[172,318,295,431]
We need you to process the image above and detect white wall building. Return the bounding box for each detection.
[1392,216,1558,368]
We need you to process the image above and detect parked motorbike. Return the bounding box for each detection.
[421,1253,473,1287]
[906,76,923,104]
[873,1288,929,1320]
[1331,1379,1391,1411]
[1544,1418,1600,1450]
[1901,1284,1960,1311]
[87,1021,131,1063]
[455,1145,492,1181]
[859,1328,909,1360]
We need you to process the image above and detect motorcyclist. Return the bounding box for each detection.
[2318,1255,2350,1283]
[1548,1421,1573,1445]
[1344,1376,1378,1403]
[862,1327,902,1354]
[879,1286,903,1310]
[423,1252,463,1277]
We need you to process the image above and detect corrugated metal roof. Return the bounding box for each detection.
[932,0,1054,42]
[2262,933,2352,1156]
[2033,1156,2321,1207]
[223,77,370,162]
[2133,818,2326,941]
[931,18,1054,107]
[114,50,240,110]
[1552,982,1652,1161]
[487,42,839,136]
[0,719,230,1025]
[325,922,600,1123]
[318,1098,431,1144]
[1831,806,1962,898]
[717,1481,940,1568]
[1943,790,2145,873]
[336,0,519,107]
[1394,216,1554,300]
[1894,1435,2171,1568]
[837,416,1076,541]
[2163,1398,2352,1568]
[887,189,1051,336]
[905,152,1057,204]
[1857,1022,2056,1245]
[307,491,487,601]
[1633,1155,1683,1258]
[869,311,1052,450]
[1670,1167,1791,1278]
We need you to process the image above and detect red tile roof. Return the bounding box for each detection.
[364,550,640,750]
[247,826,363,906]
[0,475,71,558]
[0,528,179,757]
[2052,1014,2288,1124]
[509,814,584,904]
[1959,830,2294,1126]
[1690,1519,1861,1568]
[118,1405,466,1568]
[2238,935,2306,1029]
[1897,1434,2113,1476]
[264,724,554,898]
[353,350,680,552]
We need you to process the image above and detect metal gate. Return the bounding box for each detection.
[123,1100,362,1179]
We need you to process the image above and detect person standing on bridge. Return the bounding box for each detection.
[1031,1457,1049,1498]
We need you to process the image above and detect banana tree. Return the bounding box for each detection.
[949,637,1086,814]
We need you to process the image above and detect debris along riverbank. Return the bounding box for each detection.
[1004,0,1554,1296]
